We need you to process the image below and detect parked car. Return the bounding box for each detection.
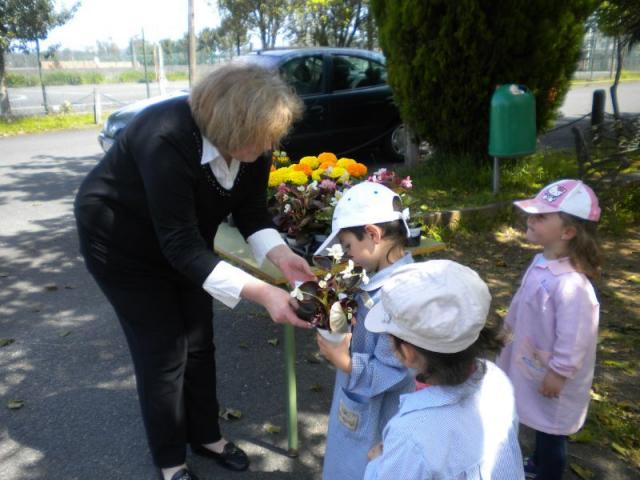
[98,47,406,161]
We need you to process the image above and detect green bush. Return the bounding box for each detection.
[165,71,188,81]
[371,0,597,160]
[6,73,38,87]
[115,70,157,83]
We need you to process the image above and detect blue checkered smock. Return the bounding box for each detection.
[322,253,415,480]
[364,361,525,480]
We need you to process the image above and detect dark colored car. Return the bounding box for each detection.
[98,47,406,161]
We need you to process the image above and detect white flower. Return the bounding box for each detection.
[283,204,292,214]
[297,186,306,192]
[324,273,332,281]
[326,244,344,261]
[329,301,349,333]
[308,181,318,190]
[329,197,338,207]
[340,259,355,278]
[318,280,327,289]
[290,287,304,301]
[361,270,370,285]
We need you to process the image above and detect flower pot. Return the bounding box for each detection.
[317,328,347,344]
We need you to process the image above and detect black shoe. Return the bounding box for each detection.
[158,467,200,480]
[192,442,250,472]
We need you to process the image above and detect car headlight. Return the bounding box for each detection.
[104,117,126,138]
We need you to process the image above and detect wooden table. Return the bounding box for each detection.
[213,222,446,455]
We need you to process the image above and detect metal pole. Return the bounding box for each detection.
[141,29,150,98]
[93,87,102,124]
[284,324,298,456]
[188,0,196,87]
[492,157,500,194]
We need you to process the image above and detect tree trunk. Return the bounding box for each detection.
[0,47,12,117]
[610,36,624,120]
[36,39,49,115]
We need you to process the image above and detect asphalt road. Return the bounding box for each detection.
[0,129,333,479]
[7,80,640,117]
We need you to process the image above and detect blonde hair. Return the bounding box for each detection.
[189,61,303,154]
[559,212,603,280]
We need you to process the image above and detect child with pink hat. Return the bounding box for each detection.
[496,179,603,480]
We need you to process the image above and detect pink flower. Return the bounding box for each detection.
[319,179,337,191]
[400,176,413,189]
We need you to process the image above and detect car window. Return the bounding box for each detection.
[280,55,324,96]
[331,55,387,92]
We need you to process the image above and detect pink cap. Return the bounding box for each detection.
[514,179,601,222]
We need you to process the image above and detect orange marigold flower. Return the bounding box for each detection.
[317,152,337,165]
[291,163,313,176]
[346,162,368,178]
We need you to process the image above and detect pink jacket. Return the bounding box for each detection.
[496,254,599,435]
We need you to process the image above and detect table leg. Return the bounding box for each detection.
[284,324,298,456]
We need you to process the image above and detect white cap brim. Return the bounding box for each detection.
[313,231,340,256]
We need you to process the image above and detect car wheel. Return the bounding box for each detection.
[383,124,407,162]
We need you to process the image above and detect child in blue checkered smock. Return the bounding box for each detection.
[312,181,416,480]
[363,261,525,479]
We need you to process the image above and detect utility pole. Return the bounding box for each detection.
[141,28,150,98]
[188,0,196,87]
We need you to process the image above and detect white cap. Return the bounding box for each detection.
[314,181,409,256]
[514,179,601,222]
[365,260,491,353]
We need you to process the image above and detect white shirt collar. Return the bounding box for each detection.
[201,135,240,190]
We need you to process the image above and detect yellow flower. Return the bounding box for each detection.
[299,156,320,169]
[287,170,309,185]
[268,167,289,187]
[328,166,347,179]
[292,163,313,176]
[336,157,356,168]
[311,168,324,181]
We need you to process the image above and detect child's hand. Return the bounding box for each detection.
[368,442,383,460]
[317,332,352,374]
[539,369,567,398]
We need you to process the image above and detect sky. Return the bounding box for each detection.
[42,0,221,51]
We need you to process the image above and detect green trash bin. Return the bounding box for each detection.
[489,84,536,157]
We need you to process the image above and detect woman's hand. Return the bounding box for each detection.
[539,369,567,398]
[267,245,315,286]
[317,332,352,373]
[241,280,312,329]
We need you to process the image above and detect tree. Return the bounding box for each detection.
[371,0,597,160]
[288,0,375,48]
[0,0,77,116]
[246,0,289,49]
[596,0,640,118]
[218,0,251,55]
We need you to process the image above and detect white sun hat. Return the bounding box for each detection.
[365,260,491,354]
[313,181,410,256]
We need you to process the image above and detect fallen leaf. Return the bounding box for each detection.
[59,331,72,337]
[263,422,281,434]
[589,390,604,402]
[238,342,249,349]
[570,463,594,479]
[0,273,9,278]
[267,338,279,347]
[626,274,640,285]
[44,284,59,291]
[310,383,322,392]
[7,400,24,410]
[0,339,15,347]
[219,407,243,421]
[305,353,321,364]
[64,285,74,290]
[611,442,629,457]
[495,259,507,267]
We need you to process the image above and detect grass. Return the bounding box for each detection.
[0,112,103,136]
[571,70,640,85]
[401,148,639,237]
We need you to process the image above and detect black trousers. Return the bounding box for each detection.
[88,265,222,468]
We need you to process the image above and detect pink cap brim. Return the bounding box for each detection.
[513,198,561,214]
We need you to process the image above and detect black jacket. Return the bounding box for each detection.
[75,96,274,286]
